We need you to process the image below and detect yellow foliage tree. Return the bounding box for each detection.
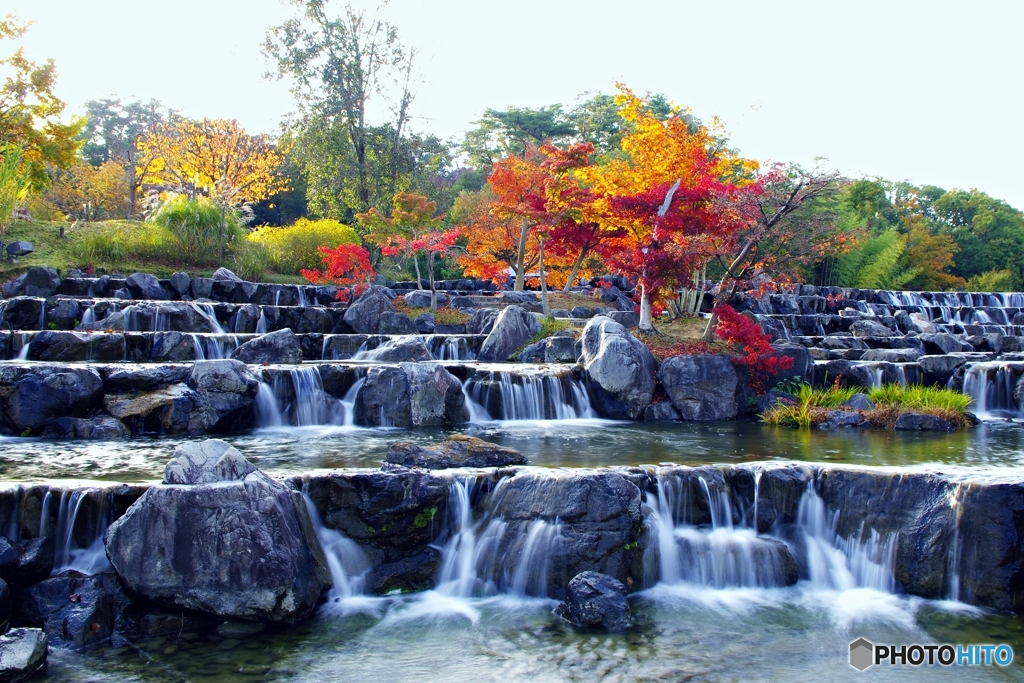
[42,160,130,220]
[136,118,289,205]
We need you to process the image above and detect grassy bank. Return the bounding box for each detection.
[0,220,310,283]
[762,383,973,428]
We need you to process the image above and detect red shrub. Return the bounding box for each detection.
[713,305,794,395]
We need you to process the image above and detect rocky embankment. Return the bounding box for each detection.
[0,437,1021,660]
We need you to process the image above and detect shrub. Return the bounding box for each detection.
[233,241,273,282]
[713,305,794,395]
[73,221,180,264]
[150,195,245,264]
[248,218,360,274]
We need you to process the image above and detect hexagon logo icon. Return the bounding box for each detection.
[849,638,874,671]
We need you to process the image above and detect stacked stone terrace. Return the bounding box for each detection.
[738,285,1024,418]
[0,267,640,439]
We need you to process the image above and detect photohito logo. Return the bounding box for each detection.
[849,638,1014,670]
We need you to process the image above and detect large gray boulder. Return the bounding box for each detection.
[658,355,738,421]
[343,290,396,334]
[377,311,418,335]
[860,348,924,363]
[125,273,166,300]
[467,309,499,335]
[0,365,104,434]
[849,319,897,337]
[356,364,469,427]
[362,337,432,362]
[403,290,449,308]
[0,628,47,682]
[477,305,540,361]
[385,434,526,469]
[105,440,330,623]
[579,316,657,420]
[212,267,242,282]
[231,328,303,364]
[556,571,632,631]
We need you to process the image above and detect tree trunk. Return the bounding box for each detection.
[539,239,551,317]
[702,242,753,341]
[428,251,437,313]
[514,219,530,291]
[413,253,422,289]
[562,247,589,292]
[638,283,654,332]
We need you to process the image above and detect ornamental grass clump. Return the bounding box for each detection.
[761,382,858,427]
[865,384,973,428]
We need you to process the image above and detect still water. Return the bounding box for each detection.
[2,420,1024,483]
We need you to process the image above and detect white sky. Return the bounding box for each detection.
[7,0,1023,208]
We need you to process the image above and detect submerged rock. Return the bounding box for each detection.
[0,628,47,682]
[555,571,632,631]
[818,410,868,429]
[385,434,526,469]
[580,316,657,420]
[105,440,330,623]
[893,412,955,431]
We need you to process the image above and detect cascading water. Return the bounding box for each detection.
[259,367,347,428]
[51,489,112,575]
[644,475,899,593]
[423,336,476,361]
[963,362,1024,419]
[300,484,370,605]
[463,368,597,421]
[433,478,561,599]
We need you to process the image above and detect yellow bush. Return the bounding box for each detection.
[248,218,360,274]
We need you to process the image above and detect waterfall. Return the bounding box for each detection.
[51,490,112,576]
[963,362,1023,419]
[946,483,965,602]
[644,476,898,593]
[260,367,347,427]
[464,369,597,421]
[254,382,285,427]
[190,334,238,361]
[433,478,560,598]
[423,336,476,361]
[300,484,369,604]
[192,303,226,334]
[15,333,31,360]
[793,482,896,592]
[80,305,96,326]
[255,309,269,334]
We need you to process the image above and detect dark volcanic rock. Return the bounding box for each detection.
[643,402,681,422]
[467,309,499,335]
[343,290,396,334]
[3,267,60,298]
[1,365,104,434]
[26,330,126,362]
[818,410,867,429]
[41,415,129,440]
[658,355,738,421]
[893,412,956,431]
[555,571,632,631]
[125,273,166,300]
[231,328,303,364]
[839,393,875,412]
[0,538,55,587]
[14,571,115,648]
[105,440,330,623]
[356,363,469,427]
[385,434,526,469]
[378,311,417,335]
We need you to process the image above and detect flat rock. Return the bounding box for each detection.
[894,412,956,431]
[385,434,526,469]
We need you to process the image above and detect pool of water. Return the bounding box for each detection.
[2,420,1024,483]
[40,586,1024,682]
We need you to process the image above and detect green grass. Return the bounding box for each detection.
[762,382,971,429]
[0,219,318,283]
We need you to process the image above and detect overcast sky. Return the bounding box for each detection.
[8,0,1023,207]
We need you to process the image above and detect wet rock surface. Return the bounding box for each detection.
[657,355,738,421]
[0,628,47,682]
[105,440,329,623]
[555,571,632,631]
[385,434,526,469]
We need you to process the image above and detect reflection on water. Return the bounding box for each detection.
[41,586,1024,682]
[2,421,1024,483]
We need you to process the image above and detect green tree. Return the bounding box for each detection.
[0,145,31,244]
[931,189,1024,289]
[0,15,82,187]
[265,0,416,214]
[462,105,575,167]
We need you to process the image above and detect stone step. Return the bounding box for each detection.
[0,331,487,363]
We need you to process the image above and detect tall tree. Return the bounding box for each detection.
[137,118,289,205]
[0,15,82,187]
[265,0,416,213]
[80,98,174,216]
[462,105,575,166]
